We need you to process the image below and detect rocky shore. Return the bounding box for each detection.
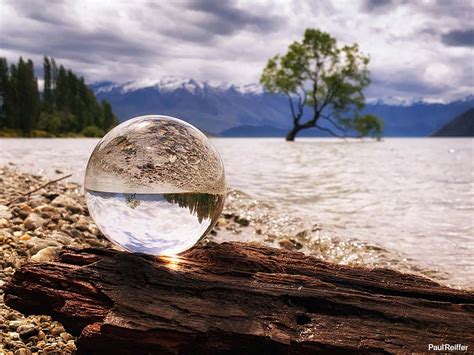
[0,168,115,354]
[0,168,251,354]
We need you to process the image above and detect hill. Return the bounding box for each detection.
[431,108,474,137]
[92,78,474,137]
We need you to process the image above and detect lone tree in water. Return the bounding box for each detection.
[260,29,383,141]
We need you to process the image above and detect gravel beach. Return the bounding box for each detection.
[0,167,250,354]
[0,168,114,354]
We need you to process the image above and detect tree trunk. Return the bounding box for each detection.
[3,242,474,354]
[285,125,300,141]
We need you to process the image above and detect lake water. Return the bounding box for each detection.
[1,137,473,289]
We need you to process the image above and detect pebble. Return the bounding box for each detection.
[19,234,30,241]
[75,216,90,231]
[0,217,9,227]
[9,320,22,329]
[8,331,20,340]
[65,341,77,351]
[51,195,83,213]
[31,246,60,262]
[27,237,61,254]
[0,204,13,219]
[234,216,250,226]
[279,238,304,251]
[23,213,47,231]
[49,325,65,336]
[42,345,57,352]
[18,324,39,340]
[60,332,73,341]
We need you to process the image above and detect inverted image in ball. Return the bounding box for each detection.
[84,115,226,255]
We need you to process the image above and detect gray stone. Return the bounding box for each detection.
[27,237,61,254]
[50,232,71,245]
[51,195,83,213]
[0,205,12,219]
[24,213,46,231]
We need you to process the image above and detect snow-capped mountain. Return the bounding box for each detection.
[91,77,474,137]
[91,77,288,134]
[93,77,264,96]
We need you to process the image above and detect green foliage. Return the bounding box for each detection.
[0,56,118,137]
[81,125,104,137]
[0,128,21,137]
[260,28,383,140]
[31,129,53,138]
[353,114,383,138]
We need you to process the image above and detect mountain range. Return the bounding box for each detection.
[432,108,474,137]
[92,77,474,137]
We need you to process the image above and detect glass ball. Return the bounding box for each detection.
[84,115,226,256]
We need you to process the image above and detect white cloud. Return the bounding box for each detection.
[0,0,472,101]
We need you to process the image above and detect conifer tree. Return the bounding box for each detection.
[51,57,58,92]
[101,101,117,130]
[55,65,67,111]
[0,58,8,127]
[43,56,53,112]
[5,63,19,129]
[17,58,39,134]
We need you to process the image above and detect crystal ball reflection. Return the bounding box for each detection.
[84,115,226,255]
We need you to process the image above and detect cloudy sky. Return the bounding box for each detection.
[1,0,472,101]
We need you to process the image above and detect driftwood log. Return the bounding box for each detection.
[3,242,474,354]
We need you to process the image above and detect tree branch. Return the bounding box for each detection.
[6,173,72,206]
[315,124,359,138]
[316,69,351,118]
[286,93,298,123]
[315,124,342,137]
[321,114,346,132]
[296,88,307,121]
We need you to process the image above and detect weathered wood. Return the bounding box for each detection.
[3,242,474,354]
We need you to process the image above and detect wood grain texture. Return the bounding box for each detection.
[3,242,474,354]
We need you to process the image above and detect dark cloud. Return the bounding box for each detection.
[362,0,471,23]
[442,29,474,47]
[362,0,395,12]
[415,0,473,21]
[2,26,157,65]
[7,0,71,26]
[132,1,283,45]
[188,0,281,35]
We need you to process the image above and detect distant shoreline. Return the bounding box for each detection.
[0,130,99,138]
[1,135,473,139]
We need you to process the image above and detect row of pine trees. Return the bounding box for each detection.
[0,56,118,137]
